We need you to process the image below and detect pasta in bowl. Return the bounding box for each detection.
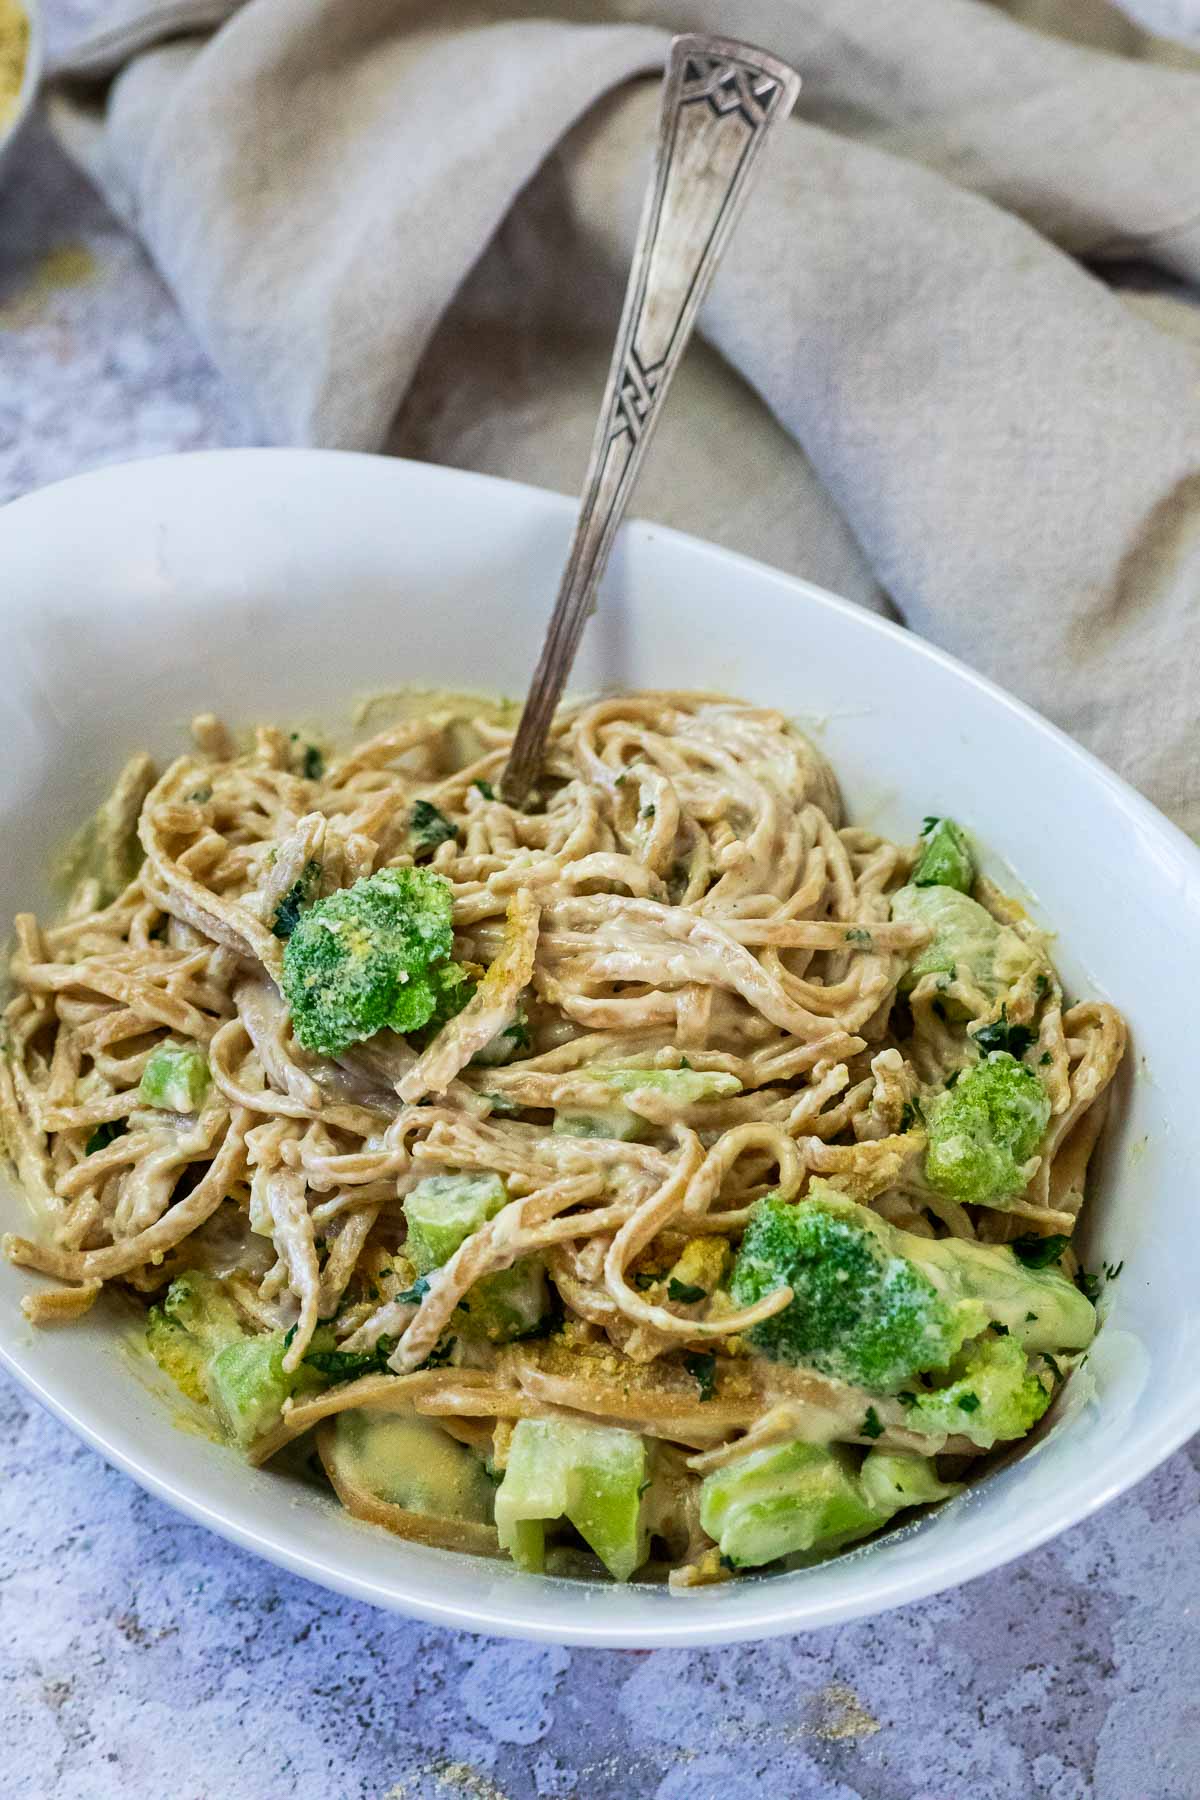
[1,687,1124,1588]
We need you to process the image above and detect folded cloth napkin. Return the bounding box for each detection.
[49,0,1200,832]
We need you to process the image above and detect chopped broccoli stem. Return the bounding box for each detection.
[891,884,1037,1006]
[145,1272,323,1448]
[494,1418,648,1580]
[924,1052,1051,1207]
[139,1040,210,1113]
[699,1438,961,1569]
[280,864,457,1056]
[912,818,975,893]
[403,1171,509,1272]
[552,1066,741,1142]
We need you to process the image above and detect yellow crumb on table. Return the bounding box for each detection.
[0,0,28,131]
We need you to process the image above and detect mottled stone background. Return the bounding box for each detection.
[2,26,1198,1800]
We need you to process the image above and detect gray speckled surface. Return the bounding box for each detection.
[2,71,1198,1800]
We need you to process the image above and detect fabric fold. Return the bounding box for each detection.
[46,0,1200,831]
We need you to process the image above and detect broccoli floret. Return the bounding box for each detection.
[891,884,1037,1007]
[279,865,457,1056]
[913,817,974,893]
[731,1188,986,1392]
[924,1052,1051,1207]
[145,1272,322,1448]
[139,1040,210,1112]
[731,1185,1096,1395]
[699,1438,961,1569]
[494,1418,648,1580]
[905,1334,1050,1449]
[552,1066,741,1142]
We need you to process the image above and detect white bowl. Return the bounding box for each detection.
[0,0,40,176]
[1,449,1197,1647]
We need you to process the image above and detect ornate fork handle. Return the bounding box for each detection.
[500,33,801,803]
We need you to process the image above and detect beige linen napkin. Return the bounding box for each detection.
[50,1,1200,832]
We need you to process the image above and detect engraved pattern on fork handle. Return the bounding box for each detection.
[500,34,801,804]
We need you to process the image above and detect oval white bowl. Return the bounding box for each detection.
[0,449,1197,1647]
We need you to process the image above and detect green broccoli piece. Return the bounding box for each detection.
[270,858,322,939]
[404,1172,509,1272]
[552,1066,741,1143]
[905,1334,1051,1449]
[139,1040,210,1113]
[913,817,975,892]
[731,1185,1096,1396]
[924,1052,1051,1207]
[699,1438,961,1569]
[279,865,457,1056]
[731,1188,987,1392]
[891,884,1037,1007]
[909,1232,1095,1354]
[145,1272,323,1449]
[402,1172,549,1343]
[145,1271,245,1403]
[494,1418,648,1580]
[324,1411,495,1521]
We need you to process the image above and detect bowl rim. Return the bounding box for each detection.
[1,0,42,157]
[2,445,1199,1646]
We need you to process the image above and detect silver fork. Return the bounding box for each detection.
[500,32,801,805]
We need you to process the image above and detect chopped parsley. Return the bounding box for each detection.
[632,1272,661,1292]
[419,1336,457,1370]
[187,784,213,804]
[1011,1232,1070,1269]
[667,1278,707,1305]
[899,1098,925,1133]
[85,1119,127,1156]
[1025,1311,1038,1323]
[897,1391,917,1408]
[1103,1259,1125,1282]
[1035,972,1050,999]
[944,1069,961,1089]
[640,804,656,821]
[410,800,458,854]
[844,928,874,947]
[992,1322,1010,1336]
[303,1336,396,1380]
[1039,1051,1052,1066]
[270,858,322,939]
[957,1392,981,1414]
[1042,1353,1064,1381]
[683,1351,717,1401]
[395,1276,431,1305]
[920,816,941,836]
[861,1406,884,1439]
[970,1004,1034,1060]
[473,779,496,800]
[302,745,324,780]
[1076,1269,1103,1301]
